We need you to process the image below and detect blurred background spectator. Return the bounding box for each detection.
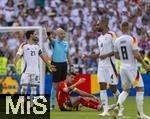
[0,0,149,74]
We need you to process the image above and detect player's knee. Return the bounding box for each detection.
[99,83,107,90]
[123,88,130,93]
[31,86,37,95]
[136,87,144,92]
[21,85,27,94]
[77,96,82,101]
[109,85,117,93]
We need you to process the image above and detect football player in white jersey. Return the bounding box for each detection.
[14,30,56,103]
[113,22,150,119]
[82,19,123,116]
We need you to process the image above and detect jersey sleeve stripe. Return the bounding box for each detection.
[18,43,25,51]
[132,36,138,45]
[20,43,25,48]
[108,32,117,40]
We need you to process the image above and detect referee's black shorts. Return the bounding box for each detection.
[51,61,67,82]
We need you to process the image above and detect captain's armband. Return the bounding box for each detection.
[72,87,77,91]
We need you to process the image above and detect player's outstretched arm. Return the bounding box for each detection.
[14,43,24,68]
[12,54,22,73]
[75,89,100,103]
[63,78,86,93]
[81,53,100,60]
[14,54,21,67]
[99,51,114,60]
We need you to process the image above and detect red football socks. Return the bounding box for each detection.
[79,97,100,110]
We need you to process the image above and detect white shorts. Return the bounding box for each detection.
[120,68,144,88]
[20,73,40,85]
[97,66,118,85]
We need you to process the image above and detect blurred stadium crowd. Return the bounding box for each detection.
[0,0,149,74]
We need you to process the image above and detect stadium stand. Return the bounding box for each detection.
[0,0,149,74]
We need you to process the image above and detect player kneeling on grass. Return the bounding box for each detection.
[56,72,102,111]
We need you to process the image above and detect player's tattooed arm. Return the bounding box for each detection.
[14,54,21,67]
[13,54,22,72]
[114,51,120,59]
[81,53,100,60]
[14,43,24,67]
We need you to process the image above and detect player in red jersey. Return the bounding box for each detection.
[56,72,102,111]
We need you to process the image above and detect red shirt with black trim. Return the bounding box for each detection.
[56,80,71,108]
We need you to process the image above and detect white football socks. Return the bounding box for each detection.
[31,86,37,107]
[21,85,27,94]
[100,90,108,112]
[136,92,144,116]
[117,91,128,105]
[31,86,37,95]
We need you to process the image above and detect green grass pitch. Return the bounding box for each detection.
[51,96,150,119]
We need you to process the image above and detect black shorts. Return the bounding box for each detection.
[51,61,67,82]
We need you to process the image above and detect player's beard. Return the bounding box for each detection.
[34,37,39,43]
[98,27,104,33]
[96,24,104,32]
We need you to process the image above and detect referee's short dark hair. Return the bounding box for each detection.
[26,30,35,39]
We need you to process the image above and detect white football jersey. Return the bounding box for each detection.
[114,35,138,68]
[17,43,42,76]
[97,31,117,67]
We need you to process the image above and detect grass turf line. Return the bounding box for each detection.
[51,97,150,119]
